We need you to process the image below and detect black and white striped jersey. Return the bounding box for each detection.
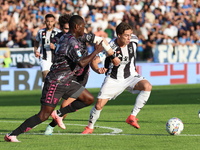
[35,27,61,61]
[105,34,139,79]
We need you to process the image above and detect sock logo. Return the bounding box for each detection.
[24,127,31,133]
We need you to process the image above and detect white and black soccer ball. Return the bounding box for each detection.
[166,117,184,135]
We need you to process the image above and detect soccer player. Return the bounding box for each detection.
[44,20,121,135]
[82,22,152,134]
[34,14,61,90]
[4,15,104,142]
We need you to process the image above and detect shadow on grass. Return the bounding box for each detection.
[0,85,200,106]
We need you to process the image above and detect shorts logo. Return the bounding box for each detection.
[53,98,59,104]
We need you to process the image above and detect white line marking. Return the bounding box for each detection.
[0,120,123,135]
[0,120,198,136]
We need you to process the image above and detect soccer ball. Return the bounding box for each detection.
[166,117,184,135]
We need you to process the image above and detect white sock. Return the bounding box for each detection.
[131,91,151,116]
[88,105,102,129]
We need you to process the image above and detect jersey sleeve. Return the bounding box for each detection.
[83,33,96,44]
[130,34,138,58]
[130,34,139,44]
[35,30,41,42]
[67,39,83,63]
[97,51,107,62]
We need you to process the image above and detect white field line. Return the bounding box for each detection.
[0,120,122,135]
[0,120,197,136]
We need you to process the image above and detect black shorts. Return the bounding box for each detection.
[40,80,85,107]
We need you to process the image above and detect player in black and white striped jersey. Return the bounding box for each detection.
[34,14,61,90]
[82,22,152,134]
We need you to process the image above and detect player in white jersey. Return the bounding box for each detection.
[34,14,61,90]
[82,22,152,134]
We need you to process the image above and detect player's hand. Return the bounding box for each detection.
[94,41,104,53]
[34,51,40,58]
[97,67,108,74]
[112,57,120,66]
[50,43,55,50]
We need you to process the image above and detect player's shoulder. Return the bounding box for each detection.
[109,38,118,50]
[130,34,139,43]
[81,32,95,42]
[53,27,62,32]
[37,28,46,33]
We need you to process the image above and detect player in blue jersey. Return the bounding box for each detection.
[4,15,106,142]
[82,22,152,134]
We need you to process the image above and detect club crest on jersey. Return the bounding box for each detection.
[77,50,82,57]
[86,34,92,41]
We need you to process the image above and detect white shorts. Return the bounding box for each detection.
[97,73,145,100]
[39,58,52,72]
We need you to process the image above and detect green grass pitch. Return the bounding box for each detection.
[0,84,200,150]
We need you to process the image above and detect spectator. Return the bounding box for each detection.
[94,26,108,38]
[144,33,155,62]
[2,52,12,68]
[137,34,145,61]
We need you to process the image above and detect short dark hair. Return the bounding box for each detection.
[69,15,84,30]
[116,22,133,35]
[59,14,71,28]
[45,14,55,20]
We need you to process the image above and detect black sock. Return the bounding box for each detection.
[58,100,89,117]
[9,114,42,136]
[49,119,57,127]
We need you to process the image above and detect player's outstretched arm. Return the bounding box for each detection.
[93,36,120,66]
[90,56,108,74]
[78,41,104,68]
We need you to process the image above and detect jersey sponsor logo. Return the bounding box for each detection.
[77,50,82,57]
[118,54,122,58]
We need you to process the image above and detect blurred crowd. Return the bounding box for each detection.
[0,0,200,62]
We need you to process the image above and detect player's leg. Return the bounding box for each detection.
[56,88,94,117]
[82,77,124,134]
[40,59,52,90]
[5,81,64,142]
[5,105,55,142]
[82,98,109,134]
[126,79,152,129]
[44,97,74,135]
[41,70,49,90]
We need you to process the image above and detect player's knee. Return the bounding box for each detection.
[87,95,95,105]
[95,104,103,110]
[144,82,152,91]
[38,112,51,122]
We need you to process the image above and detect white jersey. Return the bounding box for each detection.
[35,27,61,62]
[97,34,145,100]
[101,34,139,80]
